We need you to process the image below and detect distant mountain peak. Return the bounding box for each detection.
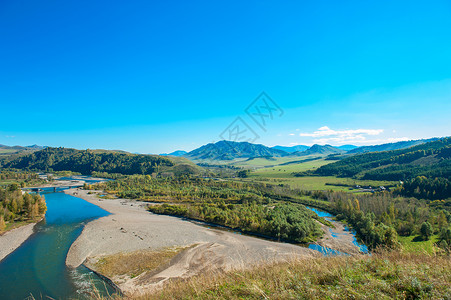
[337,144,358,151]
[0,144,45,155]
[291,144,345,156]
[161,150,188,157]
[185,140,288,161]
[272,145,309,153]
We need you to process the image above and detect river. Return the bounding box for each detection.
[305,206,369,254]
[0,184,117,299]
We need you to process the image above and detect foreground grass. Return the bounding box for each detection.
[101,251,451,299]
[91,246,189,279]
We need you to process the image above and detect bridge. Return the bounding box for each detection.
[22,185,84,192]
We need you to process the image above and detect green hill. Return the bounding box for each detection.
[185,140,288,161]
[348,138,440,154]
[1,147,175,176]
[309,138,451,181]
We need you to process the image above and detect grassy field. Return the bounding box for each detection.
[91,246,189,279]
[398,235,441,255]
[250,176,397,191]
[230,156,324,168]
[0,149,17,154]
[234,157,396,191]
[105,251,451,300]
[249,157,329,177]
[0,179,18,186]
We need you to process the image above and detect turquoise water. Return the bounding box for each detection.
[305,206,369,254]
[0,188,116,299]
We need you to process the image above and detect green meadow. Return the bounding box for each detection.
[236,157,397,191]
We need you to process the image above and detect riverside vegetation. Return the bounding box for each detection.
[290,137,451,252]
[0,183,46,232]
[88,171,451,252]
[0,170,47,188]
[88,176,324,243]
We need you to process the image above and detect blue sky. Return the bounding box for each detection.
[1,0,450,153]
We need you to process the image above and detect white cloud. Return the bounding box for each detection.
[313,136,409,145]
[299,126,386,145]
[299,126,383,138]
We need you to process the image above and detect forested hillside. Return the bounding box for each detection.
[185,141,288,160]
[1,147,175,175]
[348,138,439,154]
[307,138,451,182]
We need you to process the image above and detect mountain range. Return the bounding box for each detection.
[181,138,446,161]
[0,144,46,156]
[1,137,445,163]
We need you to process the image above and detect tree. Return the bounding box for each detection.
[236,170,250,178]
[8,183,19,192]
[437,211,448,230]
[0,215,6,231]
[438,227,451,247]
[420,221,433,240]
[38,195,47,215]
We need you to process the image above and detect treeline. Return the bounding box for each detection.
[92,175,308,205]
[0,184,47,231]
[0,171,40,181]
[361,160,451,181]
[0,170,47,187]
[302,138,451,182]
[2,147,174,175]
[90,175,324,243]
[394,176,451,200]
[149,202,323,243]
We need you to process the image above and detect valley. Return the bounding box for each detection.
[0,137,450,299]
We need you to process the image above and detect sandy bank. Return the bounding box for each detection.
[0,223,37,262]
[316,221,361,254]
[65,189,320,295]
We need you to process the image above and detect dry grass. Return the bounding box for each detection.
[107,251,451,300]
[91,246,190,279]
